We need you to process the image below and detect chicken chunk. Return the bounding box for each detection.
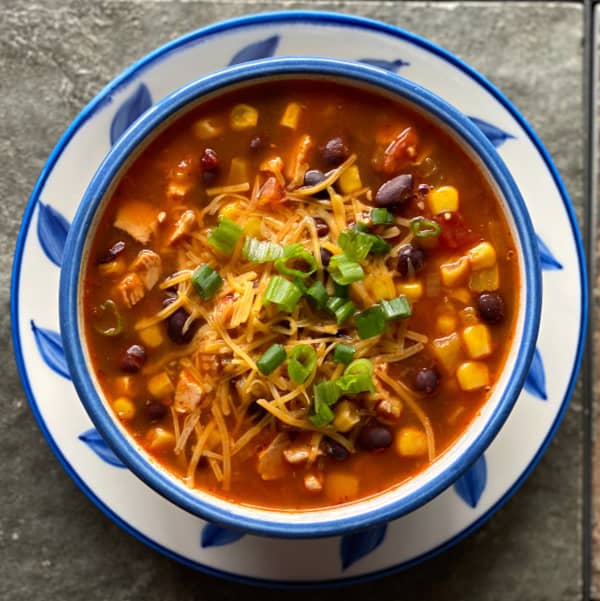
[113,201,160,244]
[168,209,197,245]
[117,273,145,308]
[131,249,162,290]
[257,432,289,481]
[173,369,212,413]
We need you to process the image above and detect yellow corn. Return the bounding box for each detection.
[456,361,490,391]
[469,264,499,292]
[364,272,395,301]
[396,281,423,302]
[431,332,463,373]
[324,471,360,502]
[450,287,472,305]
[440,256,470,287]
[462,324,492,359]
[230,104,258,130]
[333,400,361,433]
[468,241,497,271]
[193,118,222,139]
[459,306,479,326]
[279,102,302,129]
[436,313,458,335]
[428,185,459,214]
[227,157,249,185]
[146,427,175,453]
[338,165,362,194]
[113,397,135,421]
[148,372,174,399]
[138,324,164,348]
[395,427,428,457]
[98,257,125,278]
[114,376,134,396]
[244,216,262,237]
[220,202,242,220]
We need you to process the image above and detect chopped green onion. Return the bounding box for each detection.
[306,280,328,310]
[328,254,364,285]
[326,297,355,324]
[355,305,387,339]
[257,343,287,375]
[380,295,412,320]
[93,300,123,337]
[242,237,283,262]
[288,344,317,384]
[371,208,394,225]
[208,216,243,255]
[345,358,374,376]
[410,217,441,239]
[369,235,391,255]
[336,358,375,394]
[354,222,370,233]
[314,381,342,406]
[334,282,350,298]
[309,403,335,427]
[274,243,317,280]
[263,275,303,313]
[338,229,374,261]
[191,264,223,300]
[293,277,309,295]
[333,344,355,365]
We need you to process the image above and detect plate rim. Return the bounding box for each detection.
[10,9,588,588]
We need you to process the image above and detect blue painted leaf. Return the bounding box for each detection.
[201,523,245,548]
[469,116,515,148]
[340,523,387,570]
[228,35,279,65]
[524,347,547,400]
[78,429,127,468]
[454,454,487,508]
[30,320,70,379]
[537,235,563,271]
[37,202,70,267]
[358,58,409,72]
[110,84,152,145]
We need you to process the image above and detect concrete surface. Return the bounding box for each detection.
[0,2,585,600]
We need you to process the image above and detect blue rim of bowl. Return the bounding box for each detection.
[59,56,541,539]
[10,10,586,587]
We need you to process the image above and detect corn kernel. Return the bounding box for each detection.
[324,471,360,502]
[333,400,361,433]
[469,264,499,292]
[456,361,490,391]
[462,324,492,359]
[138,324,164,348]
[148,372,174,399]
[193,118,222,139]
[395,427,428,457]
[431,332,463,373]
[279,102,302,129]
[396,281,423,302]
[338,165,362,194]
[459,306,479,326]
[230,104,258,130]
[98,257,125,278]
[114,376,134,396]
[227,157,249,184]
[428,185,459,214]
[440,256,470,287]
[365,272,395,301]
[468,241,497,271]
[146,427,175,453]
[450,287,472,305]
[112,397,135,421]
[436,313,458,335]
[245,216,262,237]
[220,202,241,220]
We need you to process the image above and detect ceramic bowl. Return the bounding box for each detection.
[59,56,541,538]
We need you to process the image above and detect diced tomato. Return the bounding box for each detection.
[257,176,285,205]
[435,212,481,250]
[380,127,419,175]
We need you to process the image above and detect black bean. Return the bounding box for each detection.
[320,247,333,267]
[322,137,350,167]
[313,217,330,237]
[146,401,167,421]
[357,424,393,451]
[397,244,426,277]
[96,240,126,264]
[324,439,349,461]
[200,147,219,171]
[414,367,440,395]
[374,174,413,207]
[249,135,267,153]
[166,307,198,344]
[477,292,505,324]
[120,344,146,373]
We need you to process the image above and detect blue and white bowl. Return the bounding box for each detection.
[59,56,541,539]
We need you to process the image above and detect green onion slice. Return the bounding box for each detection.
[257,343,287,376]
[191,264,223,300]
[309,381,340,426]
[326,297,355,324]
[306,280,328,310]
[274,243,317,280]
[410,217,441,239]
[93,299,123,337]
[328,254,364,285]
[287,344,317,384]
[263,275,303,313]
[333,344,355,365]
[242,237,283,263]
[371,208,394,225]
[336,358,375,394]
[355,305,387,339]
[380,295,412,320]
[208,216,243,255]
[338,229,374,261]
[345,358,374,377]
[309,403,335,427]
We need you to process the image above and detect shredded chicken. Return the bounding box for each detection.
[257,432,289,481]
[174,369,212,413]
[168,209,197,244]
[117,273,145,308]
[113,201,159,244]
[131,249,162,290]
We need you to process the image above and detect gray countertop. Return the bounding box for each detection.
[0,2,586,600]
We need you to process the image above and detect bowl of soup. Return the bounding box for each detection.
[60,57,541,537]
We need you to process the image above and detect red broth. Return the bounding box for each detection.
[83,79,518,510]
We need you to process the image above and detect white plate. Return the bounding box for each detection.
[11,11,587,587]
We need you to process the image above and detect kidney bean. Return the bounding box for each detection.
[374,174,413,207]
[313,217,330,237]
[120,344,146,373]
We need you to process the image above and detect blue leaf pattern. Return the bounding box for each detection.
[37,202,70,267]
[469,116,515,148]
[200,523,246,548]
[110,84,152,145]
[525,347,547,400]
[454,454,487,508]
[537,235,563,271]
[228,36,279,65]
[30,321,70,379]
[340,523,387,570]
[358,58,409,72]
[79,429,127,468]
